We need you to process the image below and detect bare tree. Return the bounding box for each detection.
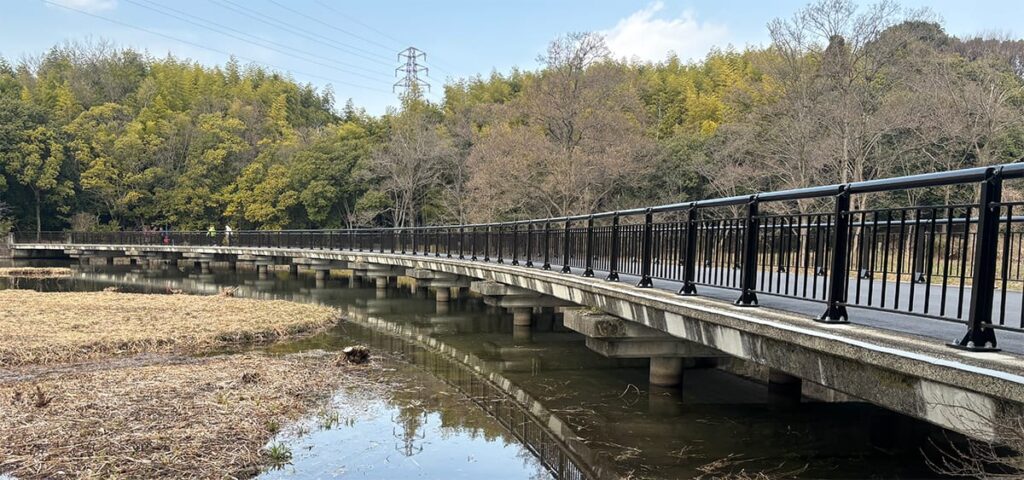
[750,0,930,211]
[370,94,454,227]
[467,33,653,219]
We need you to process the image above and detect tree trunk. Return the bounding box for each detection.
[34,190,41,241]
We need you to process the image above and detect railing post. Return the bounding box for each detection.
[561,219,572,273]
[525,222,534,267]
[471,226,478,261]
[583,215,595,277]
[819,186,851,323]
[379,229,385,253]
[736,196,760,306]
[679,207,698,295]
[511,224,519,266]
[637,208,654,288]
[484,225,491,262]
[446,227,452,258]
[542,221,552,270]
[952,167,1003,351]
[411,227,418,255]
[458,227,465,260]
[606,213,620,282]
[497,225,504,264]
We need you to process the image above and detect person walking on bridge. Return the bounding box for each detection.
[207,225,217,245]
[224,225,233,245]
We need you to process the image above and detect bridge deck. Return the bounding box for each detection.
[568,266,1024,356]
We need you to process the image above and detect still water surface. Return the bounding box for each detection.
[1,260,962,479]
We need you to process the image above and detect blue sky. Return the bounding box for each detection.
[1,0,1022,114]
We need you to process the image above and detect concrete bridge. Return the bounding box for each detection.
[8,240,1024,443]
[9,163,1024,443]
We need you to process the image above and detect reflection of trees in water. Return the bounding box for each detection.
[384,362,502,457]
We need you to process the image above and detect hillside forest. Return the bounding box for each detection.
[1,0,1023,235]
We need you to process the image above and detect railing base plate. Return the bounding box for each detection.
[947,342,1001,353]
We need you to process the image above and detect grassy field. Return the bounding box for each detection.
[0,290,340,366]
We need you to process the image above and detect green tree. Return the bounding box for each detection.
[1,125,73,236]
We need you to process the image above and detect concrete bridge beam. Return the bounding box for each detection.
[470,280,536,297]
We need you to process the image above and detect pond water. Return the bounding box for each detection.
[1,260,966,479]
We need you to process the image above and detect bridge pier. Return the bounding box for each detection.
[649,358,685,387]
[472,281,576,344]
[563,309,726,389]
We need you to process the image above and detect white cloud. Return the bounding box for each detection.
[600,2,729,63]
[48,0,117,13]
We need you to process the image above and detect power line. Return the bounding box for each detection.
[208,0,393,68]
[123,0,391,83]
[41,0,390,93]
[310,0,457,78]
[266,0,394,53]
[394,46,430,94]
[312,0,406,48]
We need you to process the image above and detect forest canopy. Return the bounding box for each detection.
[1,0,1023,234]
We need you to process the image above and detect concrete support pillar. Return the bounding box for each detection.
[315,269,328,281]
[374,276,388,290]
[768,368,802,399]
[315,278,326,289]
[257,264,269,280]
[649,357,684,388]
[435,287,450,303]
[349,275,361,288]
[512,307,533,327]
[513,325,532,343]
[200,261,211,274]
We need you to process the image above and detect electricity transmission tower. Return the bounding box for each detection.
[393,46,430,95]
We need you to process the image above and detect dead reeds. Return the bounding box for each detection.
[0,352,374,478]
[0,267,72,278]
[0,290,341,366]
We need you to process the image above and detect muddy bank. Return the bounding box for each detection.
[0,352,387,478]
[0,290,340,366]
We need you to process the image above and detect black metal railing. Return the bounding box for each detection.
[13,163,1024,351]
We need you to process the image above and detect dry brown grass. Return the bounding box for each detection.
[0,290,340,366]
[0,267,72,278]
[0,352,377,479]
